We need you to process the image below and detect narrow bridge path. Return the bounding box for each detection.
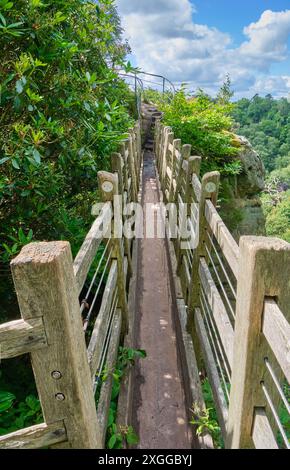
[131,116,192,449]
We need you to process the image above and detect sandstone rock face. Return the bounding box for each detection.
[221,134,266,239]
[235,135,265,197]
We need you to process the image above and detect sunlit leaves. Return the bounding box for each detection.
[0,391,15,413]
[0,0,14,11]
[151,89,239,175]
[26,88,43,103]
[0,0,133,280]
[0,17,26,37]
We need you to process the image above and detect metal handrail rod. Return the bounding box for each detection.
[136,71,176,93]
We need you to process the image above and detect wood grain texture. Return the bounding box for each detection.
[87,261,118,377]
[188,171,220,324]
[252,408,278,449]
[0,318,47,359]
[199,258,234,368]
[0,422,67,449]
[96,309,122,447]
[73,202,112,294]
[11,241,101,448]
[191,174,201,203]
[97,170,129,336]
[177,300,214,449]
[111,152,124,194]
[185,157,201,213]
[162,132,174,193]
[263,299,290,383]
[226,236,290,449]
[204,200,239,279]
[128,133,138,201]
[169,139,181,202]
[195,308,228,438]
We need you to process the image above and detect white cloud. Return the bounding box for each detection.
[240,10,290,62]
[116,0,290,98]
[248,75,290,98]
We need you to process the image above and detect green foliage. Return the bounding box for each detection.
[216,74,234,105]
[0,390,42,435]
[262,190,290,243]
[232,95,290,173]
[107,424,139,449]
[190,405,220,438]
[143,87,174,106]
[0,0,134,322]
[277,385,290,449]
[0,0,136,441]
[233,95,290,241]
[105,347,146,449]
[95,347,146,449]
[260,165,290,243]
[150,87,239,176]
[0,356,42,436]
[198,378,224,448]
[2,227,33,261]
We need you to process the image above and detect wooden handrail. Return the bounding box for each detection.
[0,422,67,449]
[155,118,290,450]
[73,202,112,294]
[263,298,290,383]
[0,318,47,359]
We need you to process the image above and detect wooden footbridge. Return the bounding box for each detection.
[0,105,289,449]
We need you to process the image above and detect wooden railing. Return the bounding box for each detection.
[155,120,290,449]
[1,112,289,450]
[0,123,142,449]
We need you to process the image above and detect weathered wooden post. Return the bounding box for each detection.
[168,139,181,203]
[98,171,129,336]
[162,131,174,195]
[129,128,139,190]
[176,156,200,297]
[111,152,124,194]
[175,144,191,198]
[119,142,129,195]
[188,171,220,311]
[187,171,220,366]
[185,156,201,211]
[158,125,167,175]
[134,122,142,175]
[174,144,192,269]
[226,236,290,449]
[127,135,138,202]
[154,119,161,156]
[111,153,133,278]
[159,126,170,186]
[11,242,102,448]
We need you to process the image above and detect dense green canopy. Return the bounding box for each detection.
[0,0,134,270]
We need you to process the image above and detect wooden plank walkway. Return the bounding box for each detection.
[131,144,192,449]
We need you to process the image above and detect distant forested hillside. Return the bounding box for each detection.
[232,95,290,242]
[232,94,290,173]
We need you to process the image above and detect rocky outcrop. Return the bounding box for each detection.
[220,135,266,239]
[234,135,265,197]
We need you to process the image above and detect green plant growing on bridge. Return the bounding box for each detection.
[192,378,224,448]
[95,346,146,449]
[106,347,146,449]
[190,404,221,445]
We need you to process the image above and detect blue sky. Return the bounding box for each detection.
[116,0,290,99]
